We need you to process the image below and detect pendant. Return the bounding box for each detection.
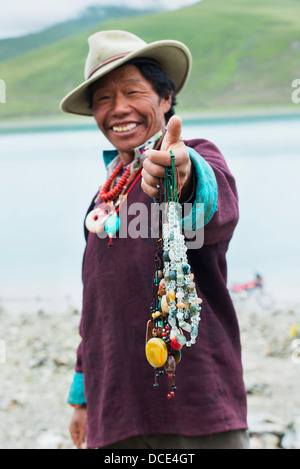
[85,207,109,234]
[145,337,168,368]
[104,213,120,247]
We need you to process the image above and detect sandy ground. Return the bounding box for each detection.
[0,290,300,450]
[1,107,299,132]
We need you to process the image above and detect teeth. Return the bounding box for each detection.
[112,123,137,133]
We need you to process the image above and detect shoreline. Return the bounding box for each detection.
[1,106,300,134]
[1,273,299,317]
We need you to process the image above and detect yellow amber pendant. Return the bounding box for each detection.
[145,338,168,368]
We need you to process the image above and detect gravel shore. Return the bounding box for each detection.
[1,294,300,450]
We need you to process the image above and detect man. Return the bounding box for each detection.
[60,30,249,449]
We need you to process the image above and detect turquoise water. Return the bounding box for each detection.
[1,115,300,311]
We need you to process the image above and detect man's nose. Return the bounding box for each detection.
[112,93,131,114]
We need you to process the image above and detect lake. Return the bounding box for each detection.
[1,114,300,313]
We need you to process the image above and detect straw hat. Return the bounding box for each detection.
[60,30,192,116]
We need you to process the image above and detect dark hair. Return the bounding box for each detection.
[127,60,177,123]
[88,60,177,123]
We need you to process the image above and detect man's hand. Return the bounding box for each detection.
[141,115,193,200]
[69,407,87,449]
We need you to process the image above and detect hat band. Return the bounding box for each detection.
[87,52,130,79]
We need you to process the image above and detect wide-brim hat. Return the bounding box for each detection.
[60,30,192,116]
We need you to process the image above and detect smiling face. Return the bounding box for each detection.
[91,64,172,164]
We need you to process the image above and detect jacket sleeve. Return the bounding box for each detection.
[67,318,86,406]
[184,138,239,245]
[67,194,98,407]
[180,145,218,231]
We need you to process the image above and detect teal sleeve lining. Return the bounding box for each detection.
[67,373,86,406]
[180,147,218,231]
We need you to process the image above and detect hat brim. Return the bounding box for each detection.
[60,40,192,116]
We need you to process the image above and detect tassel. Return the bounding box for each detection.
[167,373,176,399]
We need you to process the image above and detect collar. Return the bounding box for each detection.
[103,129,164,177]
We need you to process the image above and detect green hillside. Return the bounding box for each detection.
[0,6,160,63]
[1,0,300,121]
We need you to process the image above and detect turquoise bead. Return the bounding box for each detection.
[170,270,177,280]
[104,214,120,234]
[182,264,190,274]
[163,251,170,262]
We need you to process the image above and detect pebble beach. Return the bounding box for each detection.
[0,292,300,450]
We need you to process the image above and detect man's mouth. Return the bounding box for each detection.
[112,123,138,133]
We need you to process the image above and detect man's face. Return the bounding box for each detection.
[91,64,171,157]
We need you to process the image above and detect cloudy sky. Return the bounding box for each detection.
[0,0,200,39]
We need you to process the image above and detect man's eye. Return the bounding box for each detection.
[94,95,110,103]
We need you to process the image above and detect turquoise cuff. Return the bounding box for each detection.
[67,373,86,406]
[180,147,218,231]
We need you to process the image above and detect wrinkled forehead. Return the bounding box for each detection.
[91,63,151,93]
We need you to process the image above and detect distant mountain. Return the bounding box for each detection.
[1,0,300,120]
[0,5,161,63]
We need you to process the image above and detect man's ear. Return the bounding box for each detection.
[162,93,172,114]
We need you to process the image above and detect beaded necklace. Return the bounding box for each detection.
[85,164,142,245]
[145,151,203,398]
[85,130,164,245]
[99,162,131,202]
[105,167,142,246]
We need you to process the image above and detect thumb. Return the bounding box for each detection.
[161,115,182,151]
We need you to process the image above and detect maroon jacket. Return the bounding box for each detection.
[75,139,247,448]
